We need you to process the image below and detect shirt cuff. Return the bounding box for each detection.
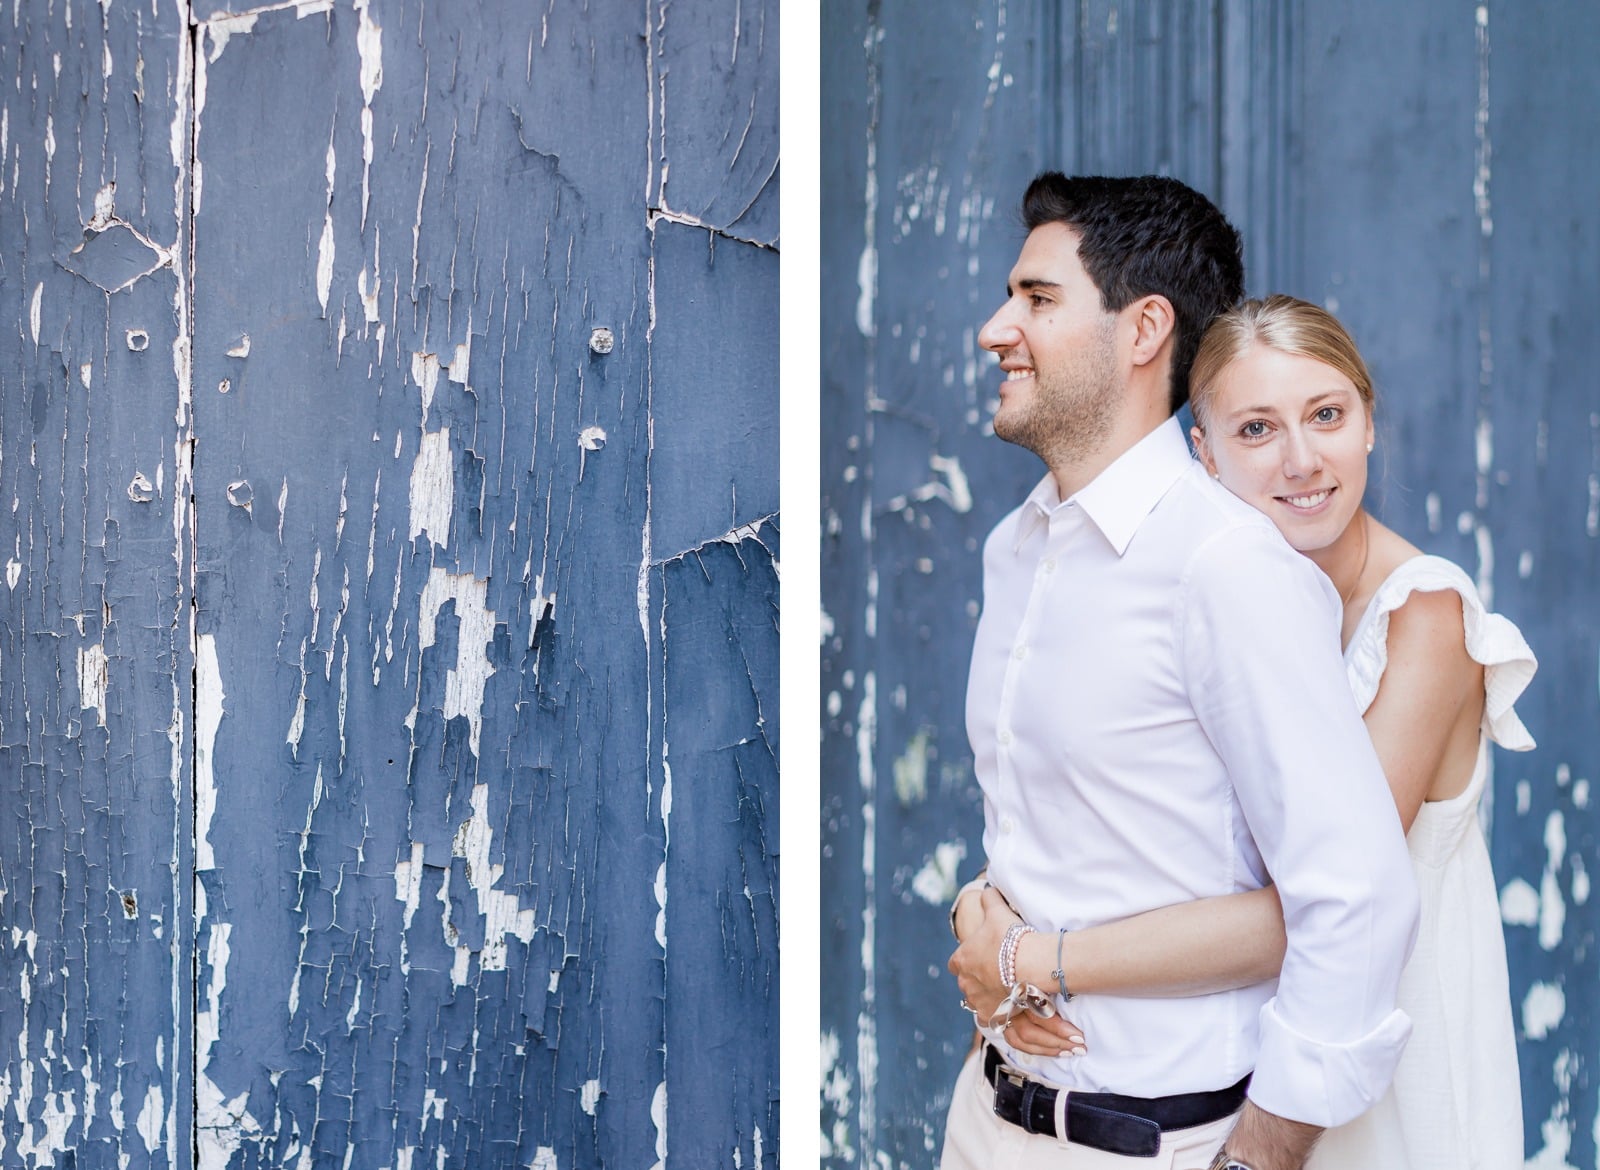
[1246,999,1413,1127]
[949,873,991,940]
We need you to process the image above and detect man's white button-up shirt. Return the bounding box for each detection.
[967,418,1419,1127]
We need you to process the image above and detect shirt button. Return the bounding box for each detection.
[1000,817,1016,834]
[1012,643,1028,661]
[997,729,1013,747]
[1040,558,1056,574]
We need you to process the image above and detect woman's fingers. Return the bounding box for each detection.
[1000,1011,1089,1058]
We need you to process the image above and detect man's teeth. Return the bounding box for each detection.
[1283,490,1330,510]
[1006,369,1034,381]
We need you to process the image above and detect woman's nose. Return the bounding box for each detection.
[1282,429,1323,478]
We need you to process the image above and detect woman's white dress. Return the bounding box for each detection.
[1307,555,1537,1170]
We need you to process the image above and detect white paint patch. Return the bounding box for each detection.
[855,244,876,339]
[654,860,668,949]
[359,266,381,324]
[29,282,42,345]
[128,472,155,503]
[136,1084,163,1152]
[578,426,607,451]
[226,334,250,358]
[194,635,225,872]
[529,1149,558,1170]
[394,841,425,931]
[415,567,495,754]
[911,840,966,905]
[580,1079,601,1116]
[354,0,383,225]
[204,13,258,62]
[1541,809,1567,951]
[1500,877,1540,926]
[649,1081,667,1170]
[195,920,262,1170]
[408,429,454,549]
[450,784,536,970]
[17,1088,77,1164]
[820,1029,854,1160]
[79,361,93,388]
[316,214,335,313]
[4,561,18,591]
[77,643,109,727]
[1522,981,1565,1040]
[448,337,471,384]
[892,728,931,804]
[411,351,440,424]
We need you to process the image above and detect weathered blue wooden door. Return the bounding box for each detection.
[0,1,778,1167]
[822,2,1598,1166]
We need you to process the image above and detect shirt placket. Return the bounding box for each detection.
[991,502,1079,869]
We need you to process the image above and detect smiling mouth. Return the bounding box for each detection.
[1004,368,1034,382]
[1278,488,1333,511]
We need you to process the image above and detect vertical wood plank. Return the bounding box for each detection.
[0,3,195,1167]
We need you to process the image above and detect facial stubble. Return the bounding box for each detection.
[993,318,1121,471]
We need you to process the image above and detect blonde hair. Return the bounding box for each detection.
[1189,295,1375,429]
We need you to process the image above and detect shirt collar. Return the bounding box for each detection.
[1012,417,1195,557]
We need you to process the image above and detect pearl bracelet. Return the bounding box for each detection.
[998,923,1035,989]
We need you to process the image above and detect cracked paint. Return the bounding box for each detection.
[3,1,775,1167]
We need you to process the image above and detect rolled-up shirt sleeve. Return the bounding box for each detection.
[1179,523,1420,1127]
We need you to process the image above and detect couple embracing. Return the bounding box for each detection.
[940,174,1535,1170]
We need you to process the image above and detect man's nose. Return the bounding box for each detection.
[978,303,1020,352]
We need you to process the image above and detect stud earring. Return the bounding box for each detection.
[1366,442,1374,453]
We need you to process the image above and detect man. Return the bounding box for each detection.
[938,174,1419,1170]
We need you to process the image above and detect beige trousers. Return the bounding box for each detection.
[939,1048,1239,1170]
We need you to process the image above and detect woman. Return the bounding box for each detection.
[950,295,1536,1169]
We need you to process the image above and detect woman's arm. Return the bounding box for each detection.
[953,884,1286,999]
[949,590,1483,1055]
[1359,588,1484,833]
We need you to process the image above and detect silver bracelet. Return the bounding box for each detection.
[1051,927,1074,1001]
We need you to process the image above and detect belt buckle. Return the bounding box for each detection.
[992,1059,1065,1141]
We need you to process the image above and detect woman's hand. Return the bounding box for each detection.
[948,889,1086,1057]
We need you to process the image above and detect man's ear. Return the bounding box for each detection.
[1128,295,1177,369]
[1190,425,1218,477]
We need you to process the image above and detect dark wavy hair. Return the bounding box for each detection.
[1021,173,1244,413]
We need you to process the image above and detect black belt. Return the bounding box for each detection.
[982,1043,1250,1157]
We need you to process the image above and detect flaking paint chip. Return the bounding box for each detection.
[128,473,155,503]
[588,327,614,354]
[126,329,149,351]
[578,426,606,451]
[227,480,254,511]
[227,334,251,358]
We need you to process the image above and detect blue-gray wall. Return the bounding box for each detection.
[821,2,1598,1166]
[0,2,777,1167]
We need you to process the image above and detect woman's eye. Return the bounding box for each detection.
[1313,406,1342,423]
[1240,420,1269,439]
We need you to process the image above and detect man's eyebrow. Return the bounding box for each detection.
[1008,278,1062,295]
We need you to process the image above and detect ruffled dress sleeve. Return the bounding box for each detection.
[1343,555,1537,750]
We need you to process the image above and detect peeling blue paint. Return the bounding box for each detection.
[1,0,777,1166]
[823,3,1598,1167]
